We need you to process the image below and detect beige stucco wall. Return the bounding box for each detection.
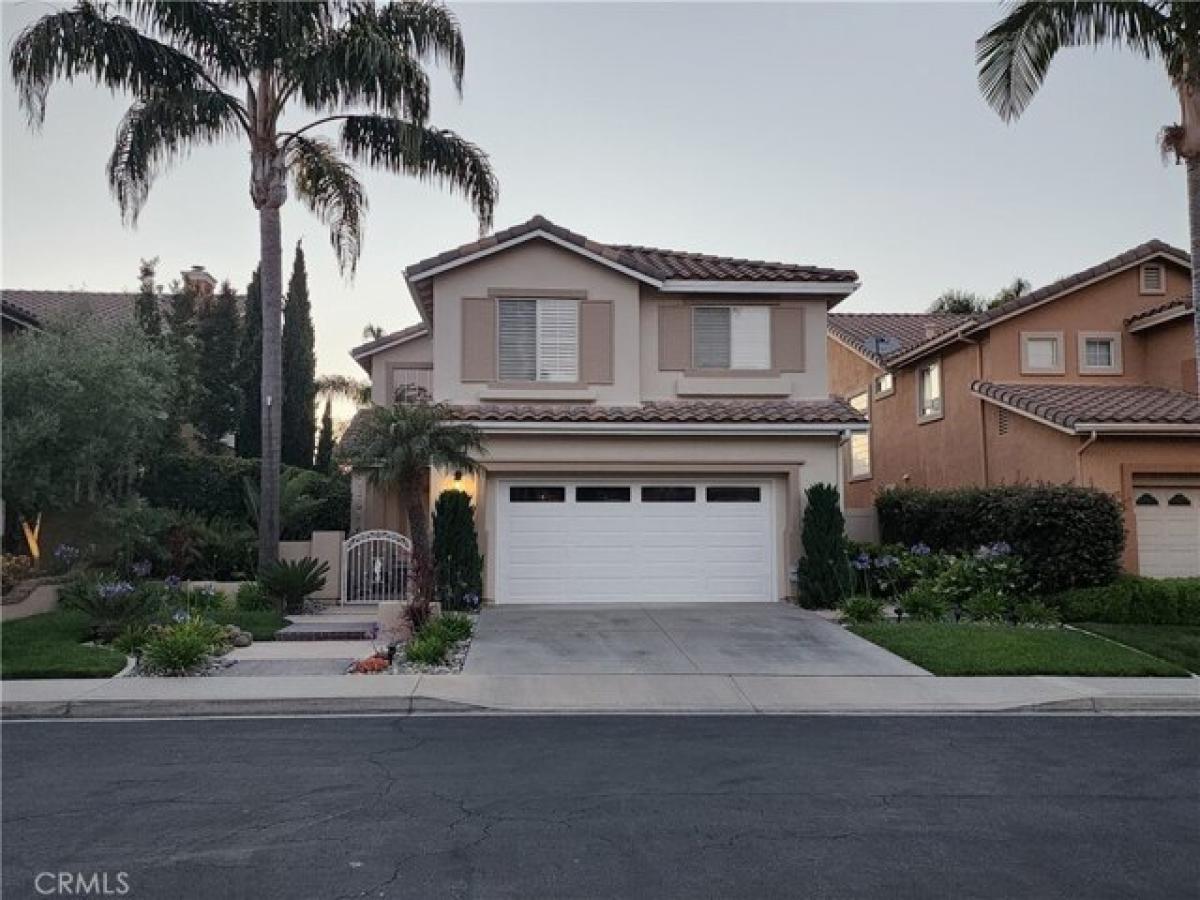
[429,240,642,405]
[1133,316,1198,395]
[368,333,433,405]
[639,287,831,401]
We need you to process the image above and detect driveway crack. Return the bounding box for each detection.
[641,606,703,674]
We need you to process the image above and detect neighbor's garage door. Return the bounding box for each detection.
[1134,484,1200,578]
[495,480,775,603]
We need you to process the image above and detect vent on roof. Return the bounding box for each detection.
[1140,263,1165,295]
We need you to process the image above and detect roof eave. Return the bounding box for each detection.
[456,420,865,436]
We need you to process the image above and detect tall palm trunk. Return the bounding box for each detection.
[257,202,283,568]
[1189,156,1200,397]
[405,489,434,622]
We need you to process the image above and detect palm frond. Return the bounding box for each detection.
[287,136,367,275]
[977,1,1171,121]
[9,1,209,127]
[119,1,251,82]
[366,1,466,93]
[107,87,243,224]
[287,12,432,122]
[340,115,497,233]
[316,374,371,406]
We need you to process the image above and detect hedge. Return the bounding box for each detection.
[876,484,1124,593]
[1049,576,1200,625]
[140,452,350,537]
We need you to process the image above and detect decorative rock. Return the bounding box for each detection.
[232,632,253,648]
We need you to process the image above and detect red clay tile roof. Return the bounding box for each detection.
[828,312,971,365]
[405,215,859,285]
[448,398,865,425]
[1124,296,1195,327]
[971,381,1200,431]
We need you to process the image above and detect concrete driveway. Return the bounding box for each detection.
[463,603,929,676]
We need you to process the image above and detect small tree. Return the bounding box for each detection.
[314,398,336,474]
[193,283,242,447]
[432,489,483,610]
[340,394,484,625]
[281,242,317,468]
[796,483,851,609]
[235,268,263,458]
[134,257,162,339]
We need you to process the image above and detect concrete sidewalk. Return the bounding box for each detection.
[3,672,1198,718]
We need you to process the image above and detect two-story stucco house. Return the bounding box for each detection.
[828,239,1200,579]
[346,216,866,604]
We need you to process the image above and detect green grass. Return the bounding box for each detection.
[1076,624,1200,675]
[210,609,287,641]
[1,611,128,680]
[849,622,1189,676]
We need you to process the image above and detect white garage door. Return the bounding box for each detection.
[495,479,775,603]
[1134,484,1200,578]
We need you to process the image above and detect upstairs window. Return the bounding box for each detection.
[1021,332,1064,375]
[873,372,894,398]
[848,391,870,478]
[917,360,942,421]
[692,306,770,370]
[1078,332,1122,375]
[1139,262,1165,295]
[498,298,578,382]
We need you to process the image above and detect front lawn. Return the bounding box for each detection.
[849,622,1189,676]
[1075,624,1200,675]
[210,609,287,641]
[1,611,128,680]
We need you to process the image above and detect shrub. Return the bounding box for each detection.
[796,483,851,609]
[405,630,448,665]
[963,589,1009,623]
[841,596,884,625]
[432,490,484,611]
[141,617,224,674]
[104,503,254,580]
[429,611,474,643]
[896,583,949,622]
[60,574,160,641]
[1015,601,1061,627]
[236,581,272,612]
[876,484,1124,592]
[259,557,329,614]
[2,554,35,592]
[112,623,154,655]
[1049,576,1200,625]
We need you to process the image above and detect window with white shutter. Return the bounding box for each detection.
[692,306,770,370]
[498,298,578,382]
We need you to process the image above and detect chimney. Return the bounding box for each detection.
[181,264,217,297]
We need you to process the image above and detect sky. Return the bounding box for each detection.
[1,1,1188,397]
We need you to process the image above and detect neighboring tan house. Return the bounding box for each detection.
[2,265,220,336]
[828,239,1200,578]
[344,215,867,604]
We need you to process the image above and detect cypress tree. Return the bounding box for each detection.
[281,242,316,468]
[314,397,335,473]
[432,489,484,609]
[134,258,162,339]
[164,281,199,436]
[235,269,262,458]
[193,283,242,446]
[796,483,852,609]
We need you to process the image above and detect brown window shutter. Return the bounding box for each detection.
[460,297,496,382]
[658,304,690,371]
[771,305,806,372]
[579,300,613,384]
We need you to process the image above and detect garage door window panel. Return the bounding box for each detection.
[509,486,565,503]
[576,486,631,503]
[642,486,696,503]
[706,486,762,503]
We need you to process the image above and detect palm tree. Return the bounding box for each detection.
[10,1,499,568]
[990,276,1031,308]
[362,323,386,341]
[340,394,484,623]
[977,1,1200,394]
[928,288,986,314]
[317,373,372,407]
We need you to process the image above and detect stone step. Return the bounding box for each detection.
[274,621,377,642]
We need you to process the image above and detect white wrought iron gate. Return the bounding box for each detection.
[341,530,412,605]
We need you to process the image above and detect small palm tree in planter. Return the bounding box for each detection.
[341,390,484,627]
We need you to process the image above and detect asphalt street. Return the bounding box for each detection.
[3,715,1197,899]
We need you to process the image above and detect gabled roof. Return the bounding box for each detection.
[349,322,429,371]
[971,381,1200,434]
[883,239,1191,368]
[1125,296,1194,330]
[2,289,147,331]
[827,312,971,367]
[403,215,860,319]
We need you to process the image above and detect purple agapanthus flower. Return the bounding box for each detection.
[909,542,931,556]
[53,543,81,566]
[164,575,182,591]
[874,555,899,569]
[851,552,872,571]
[975,541,1013,560]
[463,593,481,610]
[131,559,153,578]
[98,581,135,601]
